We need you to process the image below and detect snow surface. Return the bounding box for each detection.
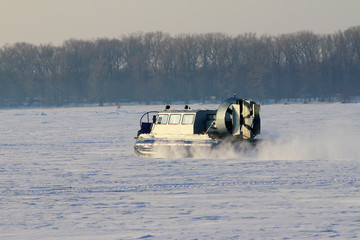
[1,103,360,239]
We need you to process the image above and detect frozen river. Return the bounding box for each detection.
[1,102,360,239]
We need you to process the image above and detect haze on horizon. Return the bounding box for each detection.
[1,0,360,46]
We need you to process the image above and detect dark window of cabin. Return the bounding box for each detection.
[206,114,216,120]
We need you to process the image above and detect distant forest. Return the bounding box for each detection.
[1,26,359,107]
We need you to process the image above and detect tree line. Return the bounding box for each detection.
[0,26,359,107]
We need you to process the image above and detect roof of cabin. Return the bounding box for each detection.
[158,109,215,114]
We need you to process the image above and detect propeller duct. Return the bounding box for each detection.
[215,97,260,139]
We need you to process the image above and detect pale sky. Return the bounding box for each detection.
[1,0,360,46]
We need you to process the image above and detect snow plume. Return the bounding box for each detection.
[254,117,359,161]
[152,143,192,159]
[254,134,358,161]
[151,124,359,161]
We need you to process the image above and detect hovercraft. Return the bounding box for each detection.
[134,96,260,156]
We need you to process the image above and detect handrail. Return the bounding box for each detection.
[139,111,159,128]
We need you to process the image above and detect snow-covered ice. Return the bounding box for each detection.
[1,103,360,239]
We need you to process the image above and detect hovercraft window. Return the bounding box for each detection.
[156,114,168,124]
[182,114,195,124]
[206,114,216,120]
[168,114,181,124]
